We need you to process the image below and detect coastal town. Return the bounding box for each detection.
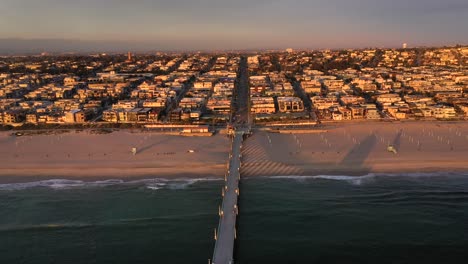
[0,45,467,130]
[3,1,468,263]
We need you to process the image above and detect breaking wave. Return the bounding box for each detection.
[0,178,222,191]
[265,175,375,185]
[261,172,468,185]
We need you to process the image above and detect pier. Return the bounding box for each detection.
[211,130,245,264]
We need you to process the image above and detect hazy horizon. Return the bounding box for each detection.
[1,0,468,54]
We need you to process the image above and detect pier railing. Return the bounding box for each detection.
[211,132,243,264]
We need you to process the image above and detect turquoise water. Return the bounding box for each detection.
[1,174,468,264]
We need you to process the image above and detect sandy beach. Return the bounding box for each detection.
[0,130,230,183]
[1,122,467,183]
[241,121,468,177]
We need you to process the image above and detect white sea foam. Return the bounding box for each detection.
[146,186,163,190]
[166,178,222,190]
[266,175,375,185]
[0,177,222,191]
[145,182,167,190]
[260,172,468,185]
[134,177,221,190]
[0,179,87,190]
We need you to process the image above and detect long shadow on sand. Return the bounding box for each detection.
[242,132,391,176]
[392,129,403,152]
[337,133,378,173]
[138,138,173,154]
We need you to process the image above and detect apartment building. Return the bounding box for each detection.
[251,97,276,114]
[277,97,304,113]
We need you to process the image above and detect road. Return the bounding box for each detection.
[163,56,215,122]
[290,78,317,121]
[162,77,195,122]
[231,57,250,125]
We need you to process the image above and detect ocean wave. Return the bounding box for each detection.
[146,184,166,190]
[265,175,375,185]
[0,177,222,191]
[259,172,468,185]
[133,178,221,190]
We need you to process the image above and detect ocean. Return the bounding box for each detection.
[1,173,468,264]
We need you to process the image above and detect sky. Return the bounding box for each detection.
[0,0,467,52]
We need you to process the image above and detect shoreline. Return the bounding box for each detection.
[1,169,467,185]
[0,165,226,184]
